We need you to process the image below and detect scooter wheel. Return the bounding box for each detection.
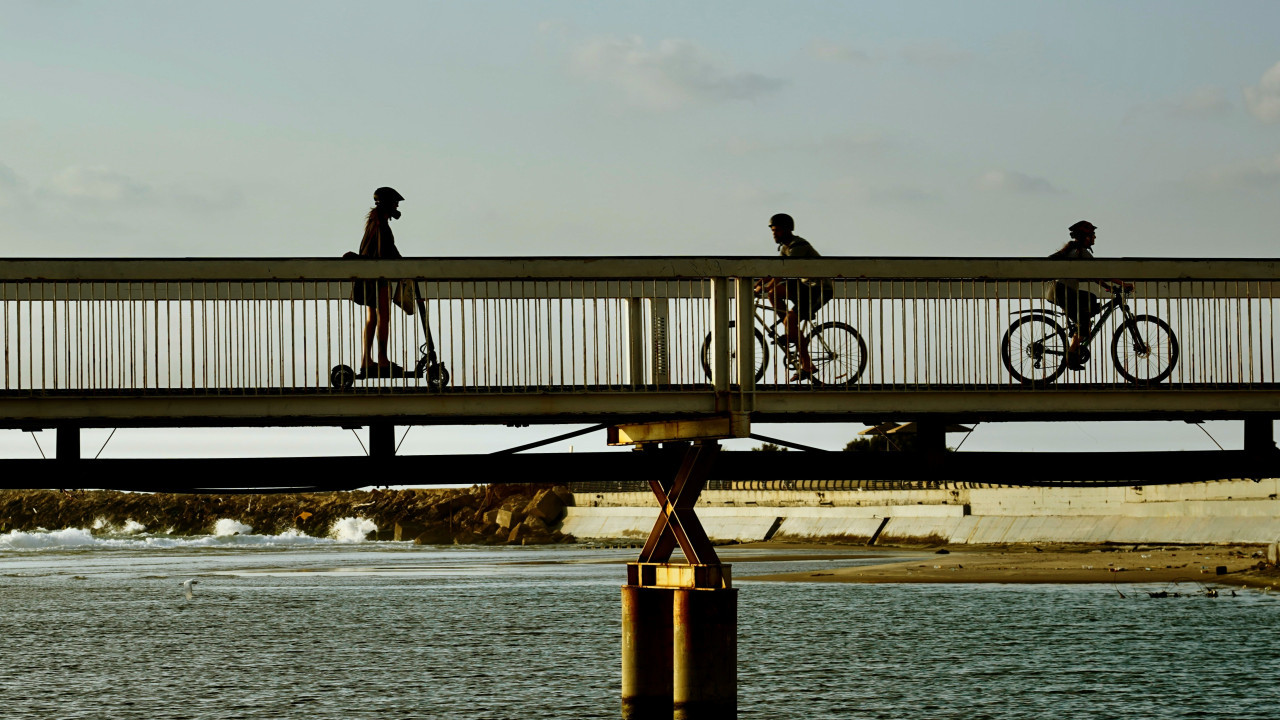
[330,364,356,389]
[426,363,450,391]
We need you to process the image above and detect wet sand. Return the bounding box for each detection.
[736,543,1280,589]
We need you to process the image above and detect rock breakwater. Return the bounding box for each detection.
[0,485,576,545]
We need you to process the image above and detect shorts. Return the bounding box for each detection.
[1050,282,1099,331]
[775,280,832,322]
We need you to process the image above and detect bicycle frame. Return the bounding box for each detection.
[754,300,813,370]
[1019,288,1137,351]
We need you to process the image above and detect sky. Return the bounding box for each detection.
[2,1,1278,462]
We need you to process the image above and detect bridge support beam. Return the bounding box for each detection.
[673,585,736,719]
[621,439,736,719]
[56,427,80,461]
[369,423,395,458]
[621,585,673,719]
[1244,418,1275,455]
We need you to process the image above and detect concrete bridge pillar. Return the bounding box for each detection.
[621,585,673,719]
[673,585,737,719]
[622,564,735,720]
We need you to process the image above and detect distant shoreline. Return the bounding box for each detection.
[735,542,1280,589]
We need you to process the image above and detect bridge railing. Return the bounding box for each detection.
[2,258,1278,396]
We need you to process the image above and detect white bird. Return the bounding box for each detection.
[182,578,198,599]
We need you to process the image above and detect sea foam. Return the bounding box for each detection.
[330,517,378,543]
[0,528,98,549]
[213,518,254,536]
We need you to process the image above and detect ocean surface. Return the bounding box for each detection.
[2,522,1278,720]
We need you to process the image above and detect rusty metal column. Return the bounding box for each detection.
[621,583,673,719]
[673,585,737,720]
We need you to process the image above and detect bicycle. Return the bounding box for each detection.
[1000,284,1179,386]
[699,296,868,386]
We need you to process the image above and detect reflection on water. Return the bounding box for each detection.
[1,537,1277,719]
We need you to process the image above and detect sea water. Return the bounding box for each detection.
[1,526,1277,719]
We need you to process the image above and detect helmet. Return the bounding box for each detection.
[1068,220,1096,234]
[374,187,405,204]
[769,213,795,231]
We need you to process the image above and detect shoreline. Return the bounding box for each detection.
[734,542,1280,589]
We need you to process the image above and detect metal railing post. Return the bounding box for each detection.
[649,298,670,387]
[710,278,732,403]
[627,298,645,387]
[735,278,755,405]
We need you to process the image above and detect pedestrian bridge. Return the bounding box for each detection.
[2,256,1278,430]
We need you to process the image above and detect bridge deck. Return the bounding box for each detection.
[3,383,1278,428]
[3,256,1278,429]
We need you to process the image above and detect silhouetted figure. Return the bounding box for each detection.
[756,213,833,379]
[355,187,405,375]
[1047,221,1135,369]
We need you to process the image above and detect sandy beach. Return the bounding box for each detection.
[734,543,1280,590]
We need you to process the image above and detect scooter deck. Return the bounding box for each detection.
[353,366,420,381]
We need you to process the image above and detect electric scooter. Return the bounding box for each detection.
[329,282,450,390]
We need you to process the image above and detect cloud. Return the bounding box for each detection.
[1174,86,1232,117]
[808,40,872,65]
[1243,60,1280,124]
[866,185,941,204]
[721,131,886,157]
[1202,154,1280,189]
[570,35,785,110]
[976,170,1064,194]
[43,166,151,203]
[1125,86,1233,124]
[0,162,22,206]
[901,40,973,69]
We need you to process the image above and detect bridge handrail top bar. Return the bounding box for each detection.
[2,256,1280,282]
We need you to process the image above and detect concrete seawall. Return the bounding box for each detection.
[562,479,1280,546]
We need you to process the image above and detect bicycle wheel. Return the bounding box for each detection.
[804,322,867,387]
[1111,315,1178,385]
[1001,316,1068,385]
[700,321,769,382]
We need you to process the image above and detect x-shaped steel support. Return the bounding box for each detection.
[637,441,721,565]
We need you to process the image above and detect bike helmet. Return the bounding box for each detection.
[769,213,795,231]
[374,187,405,204]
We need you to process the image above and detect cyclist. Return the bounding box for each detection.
[1047,220,1131,369]
[756,213,834,380]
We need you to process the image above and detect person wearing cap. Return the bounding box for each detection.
[1047,220,1130,368]
[355,187,405,375]
[756,213,834,380]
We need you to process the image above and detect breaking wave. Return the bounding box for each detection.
[330,517,378,543]
[1,517,381,552]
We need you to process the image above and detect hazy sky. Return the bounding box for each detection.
[2,1,1277,461]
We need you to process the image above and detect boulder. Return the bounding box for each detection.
[507,524,527,543]
[523,489,565,523]
[496,508,524,529]
[482,509,501,525]
[523,515,550,532]
[394,521,427,542]
[551,486,575,507]
[413,526,453,545]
